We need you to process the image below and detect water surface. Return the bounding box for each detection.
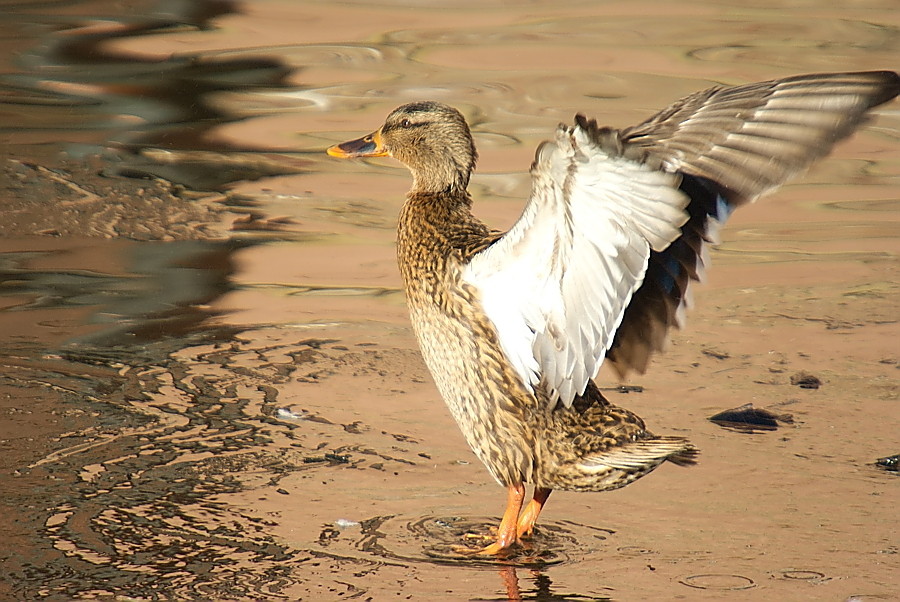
[0,1,897,599]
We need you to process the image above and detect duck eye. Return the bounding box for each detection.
[400,118,412,128]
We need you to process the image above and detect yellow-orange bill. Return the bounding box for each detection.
[326,129,388,158]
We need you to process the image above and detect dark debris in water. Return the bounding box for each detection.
[616,384,643,393]
[598,384,644,394]
[708,404,794,433]
[302,452,351,465]
[790,371,822,389]
[701,347,730,360]
[875,454,899,472]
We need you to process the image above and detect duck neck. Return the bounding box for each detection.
[412,177,465,195]
[410,167,471,195]
[400,188,474,227]
[397,188,476,261]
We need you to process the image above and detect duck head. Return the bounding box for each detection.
[327,101,477,194]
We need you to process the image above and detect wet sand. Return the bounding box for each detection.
[0,0,898,600]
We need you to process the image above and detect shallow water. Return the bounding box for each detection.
[0,1,898,600]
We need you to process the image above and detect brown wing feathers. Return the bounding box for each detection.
[606,71,899,377]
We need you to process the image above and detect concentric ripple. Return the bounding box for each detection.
[337,514,615,568]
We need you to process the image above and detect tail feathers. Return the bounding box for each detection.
[578,436,698,472]
[665,440,700,466]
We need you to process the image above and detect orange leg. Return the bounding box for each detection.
[468,482,526,555]
[516,487,552,538]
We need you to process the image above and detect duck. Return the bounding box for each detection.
[327,71,900,555]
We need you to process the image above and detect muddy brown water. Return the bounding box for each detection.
[1,1,898,600]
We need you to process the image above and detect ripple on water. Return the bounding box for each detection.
[687,18,897,69]
[821,198,900,213]
[679,573,757,590]
[774,569,828,582]
[320,514,615,568]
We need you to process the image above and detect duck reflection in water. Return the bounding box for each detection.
[490,564,612,602]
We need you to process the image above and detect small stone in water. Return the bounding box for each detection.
[276,407,306,420]
[708,403,794,432]
[875,454,899,472]
[790,372,822,389]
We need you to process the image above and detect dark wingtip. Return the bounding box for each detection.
[843,70,900,108]
[872,70,900,107]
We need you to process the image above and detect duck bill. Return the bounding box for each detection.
[326,128,389,158]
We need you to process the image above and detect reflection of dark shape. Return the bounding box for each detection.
[875,454,899,472]
[52,6,295,188]
[113,148,301,192]
[790,372,821,389]
[0,239,249,348]
[3,0,298,189]
[85,240,249,346]
[708,404,793,432]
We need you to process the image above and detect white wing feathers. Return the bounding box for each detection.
[462,123,689,408]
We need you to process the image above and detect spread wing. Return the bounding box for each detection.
[462,120,690,407]
[463,71,899,406]
[606,70,900,376]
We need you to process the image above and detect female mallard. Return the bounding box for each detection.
[327,71,899,555]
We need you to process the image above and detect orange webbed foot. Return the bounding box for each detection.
[451,539,520,557]
[516,487,552,539]
[453,483,525,557]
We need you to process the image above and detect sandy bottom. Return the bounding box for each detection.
[1,156,896,600]
[211,268,900,601]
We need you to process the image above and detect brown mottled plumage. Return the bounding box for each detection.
[327,72,899,555]
[392,168,694,492]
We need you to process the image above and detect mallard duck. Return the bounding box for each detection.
[327,71,899,555]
